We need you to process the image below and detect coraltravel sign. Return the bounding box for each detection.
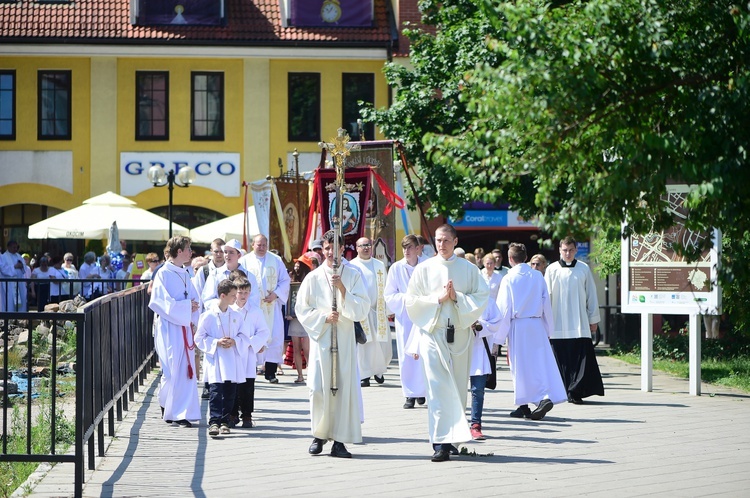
[120,152,241,197]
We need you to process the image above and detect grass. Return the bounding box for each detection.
[609,352,750,393]
[0,400,75,498]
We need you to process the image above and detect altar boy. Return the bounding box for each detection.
[195,279,250,437]
[230,276,270,428]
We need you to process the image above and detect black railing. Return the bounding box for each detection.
[1,281,155,498]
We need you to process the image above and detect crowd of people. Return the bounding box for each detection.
[145,225,604,463]
[0,240,150,312]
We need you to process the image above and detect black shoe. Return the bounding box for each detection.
[360,378,370,387]
[530,399,554,420]
[330,441,352,458]
[448,444,460,455]
[175,419,192,428]
[568,394,584,404]
[201,385,210,399]
[309,438,325,455]
[416,397,426,405]
[510,405,532,418]
[268,377,279,384]
[403,397,416,409]
[374,374,385,384]
[431,449,450,462]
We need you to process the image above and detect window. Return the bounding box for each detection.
[191,72,224,140]
[342,73,374,141]
[288,73,320,142]
[0,70,15,140]
[136,71,169,140]
[38,70,71,140]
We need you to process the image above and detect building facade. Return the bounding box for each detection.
[0,0,399,254]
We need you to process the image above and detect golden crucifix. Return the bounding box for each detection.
[318,128,359,396]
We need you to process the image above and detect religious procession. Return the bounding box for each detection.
[143,129,604,464]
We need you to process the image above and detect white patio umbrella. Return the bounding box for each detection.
[28,191,189,240]
[189,209,258,244]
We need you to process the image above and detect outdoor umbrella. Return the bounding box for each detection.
[189,210,258,244]
[27,191,189,241]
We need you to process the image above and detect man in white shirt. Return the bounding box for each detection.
[0,241,27,312]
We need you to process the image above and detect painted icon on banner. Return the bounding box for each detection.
[330,192,360,235]
[284,203,300,246]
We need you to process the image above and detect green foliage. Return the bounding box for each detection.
[0,401,75,497]
[0,348,23,370]
[590,237,621,278]
[85,238,104,258]
[370,0,750,287]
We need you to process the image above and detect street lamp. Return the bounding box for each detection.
[147,165,196,238]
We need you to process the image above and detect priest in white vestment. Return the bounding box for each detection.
[496,243,567,421]
[405,224,488,462]
[384,234,426,408]
[239,234,291,384]
[295,231,370,458]
[350,237,392,387]
[148,236,202,426]
[544,236,604,404]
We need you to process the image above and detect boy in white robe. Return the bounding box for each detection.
[295,230,370,459]
[405,224,489,462]
[148,236,202,427]
[229,276,270,428]
[195,279,250,437]
[384,234,426,409]
[496,243,568,420]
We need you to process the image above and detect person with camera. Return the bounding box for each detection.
[405,224,488,462]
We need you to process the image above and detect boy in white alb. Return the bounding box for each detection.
[230,276,270,428]
[195,279,250,437]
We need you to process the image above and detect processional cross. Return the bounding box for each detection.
[318,128,360,395]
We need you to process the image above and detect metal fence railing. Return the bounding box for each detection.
[1,281,155,498]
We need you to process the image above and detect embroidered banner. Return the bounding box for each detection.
[316,167,372,260]
[251,179,273,240]
[290,0,372,28]
[137,0,224,26]
[269,179,310,262]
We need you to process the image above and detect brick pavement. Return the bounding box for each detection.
[28,353,750,497]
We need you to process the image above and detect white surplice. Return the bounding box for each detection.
[240,251,291,365]
[195,304,251,383]
[470,299,502,377]
[384,258,426,398]
[201,263,260,311]
[405,255,488,445]
[231,302,271,379]
[481,269,504,303]
[496,263,567,405]
[349,256,392,379]
[148,262,202,422]
[544,260,600,339]
[295,262,370,444]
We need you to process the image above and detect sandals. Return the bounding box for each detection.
[294,376,305,384]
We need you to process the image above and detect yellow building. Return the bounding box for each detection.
[0,0,399,256]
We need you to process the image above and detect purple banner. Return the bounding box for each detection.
[138,0,223,26]
[291,0,372,28]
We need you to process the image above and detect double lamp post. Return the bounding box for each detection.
[147,165,196,238]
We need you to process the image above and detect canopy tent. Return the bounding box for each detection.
[189,210,258,244]
[28,191,189,240]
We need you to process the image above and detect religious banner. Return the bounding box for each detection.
[346,142,400,269]
[251,179,273,240]
[316,167,372,261]
[290,0,372,28]
[269,179,310,263]
[137,0,224,26]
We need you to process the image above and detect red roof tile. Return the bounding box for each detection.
[0,0,394,46]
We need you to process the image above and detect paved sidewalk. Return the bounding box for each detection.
[29,353,750,497]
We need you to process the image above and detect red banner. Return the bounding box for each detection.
[316,167,372,260]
